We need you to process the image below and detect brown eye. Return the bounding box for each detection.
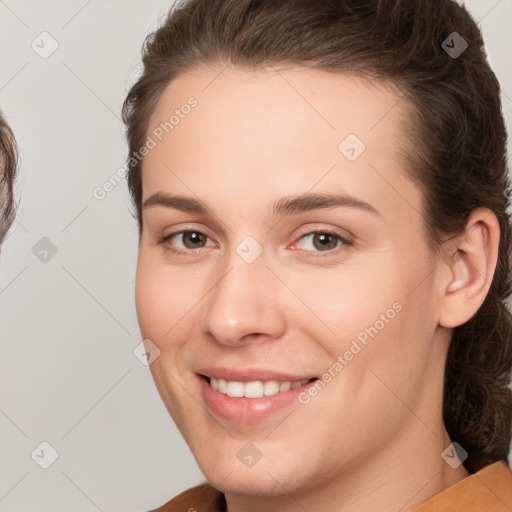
[293,230,353,259]
[312,232,338,251]
[297,231,345,252]
[181,231,207,249]
[162,230,214,252]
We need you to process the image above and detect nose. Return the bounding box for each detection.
[200,255,287,347]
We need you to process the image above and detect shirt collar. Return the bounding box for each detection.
[410,460,512,512]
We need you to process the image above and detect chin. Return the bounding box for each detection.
[195,449,311,497]
[206,469,294,496]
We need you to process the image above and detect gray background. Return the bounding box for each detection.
[0,1,511,510]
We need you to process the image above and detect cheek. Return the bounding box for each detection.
[134,255,197,415]
[295,262,399,351]
[311,252,434,370]
[135,253,177,340]
[134,251,208,346]
[135,257,158,337]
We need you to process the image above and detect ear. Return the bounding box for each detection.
[438,208,500,329]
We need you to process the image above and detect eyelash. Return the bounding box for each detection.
[158,228,353,259]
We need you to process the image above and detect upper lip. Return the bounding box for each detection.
[196,367,318,383]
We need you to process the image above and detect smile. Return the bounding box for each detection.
[208,377,314,398]
[196,373,319,422]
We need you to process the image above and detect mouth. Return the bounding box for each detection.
[199,374,318,398]
[195,368,321,422]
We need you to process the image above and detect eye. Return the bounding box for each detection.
[159,228,352,258]
[293,230,352,258]
[160,230,216,253]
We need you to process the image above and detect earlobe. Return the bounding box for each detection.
[438,208,500,329]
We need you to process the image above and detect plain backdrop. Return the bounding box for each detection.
[0,1,511,511]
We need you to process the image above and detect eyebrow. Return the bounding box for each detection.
[142,191,382,219]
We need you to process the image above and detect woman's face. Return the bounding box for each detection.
[135,66,450,496]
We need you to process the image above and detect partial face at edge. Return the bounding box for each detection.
[134,66,446,495]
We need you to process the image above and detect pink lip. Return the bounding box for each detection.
[197,374,317,423]
[196,367,316,383]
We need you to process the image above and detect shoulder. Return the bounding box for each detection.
[148,482,226,512]
[411,460,512,512]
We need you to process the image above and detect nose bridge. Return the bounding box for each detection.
[201,245,285,346]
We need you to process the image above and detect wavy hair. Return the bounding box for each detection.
[0,111,18,244]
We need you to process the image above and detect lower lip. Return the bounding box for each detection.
[197,375,316,423]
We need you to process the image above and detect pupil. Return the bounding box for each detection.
[316,233,335,250]
[187,231,203,247]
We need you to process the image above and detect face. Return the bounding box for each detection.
[135,66,449,496]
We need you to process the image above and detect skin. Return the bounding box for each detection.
[135,66,499,512]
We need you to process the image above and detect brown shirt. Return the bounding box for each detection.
[149,460,512,512]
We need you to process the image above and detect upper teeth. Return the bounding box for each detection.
[209,378,311,398]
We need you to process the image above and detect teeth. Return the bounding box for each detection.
[218,378,227,394]
[279,381,291,392]
[245,381,264,398]
[226,381,244,397]
[208,377,311,398]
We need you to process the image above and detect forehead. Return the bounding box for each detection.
[142,65,422,227]
[145,65,410,159]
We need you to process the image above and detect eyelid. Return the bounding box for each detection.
[293,224,353,242]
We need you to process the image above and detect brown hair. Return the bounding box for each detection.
[0,111,17,244]
[122,0,512,472]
